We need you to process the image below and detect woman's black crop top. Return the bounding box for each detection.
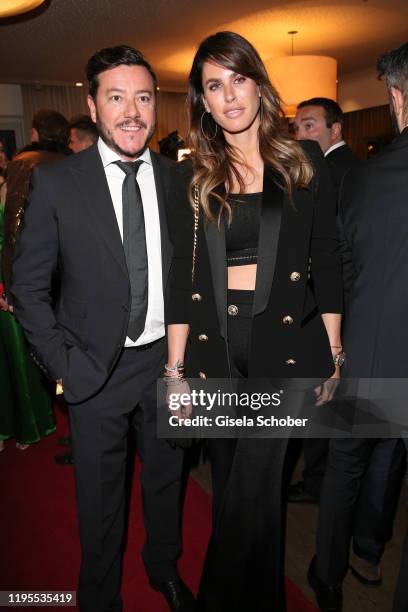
[225,192,262,266]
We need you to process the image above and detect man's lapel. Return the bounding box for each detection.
[70,144,128,278]
[253,167,284,316]
[150,151,173,293]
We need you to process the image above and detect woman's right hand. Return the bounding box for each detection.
[166,379,193,422]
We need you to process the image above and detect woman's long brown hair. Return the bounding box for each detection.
[187,31,313,223]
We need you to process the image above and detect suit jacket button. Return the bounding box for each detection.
[228,304,238,316]
[199,371,207,379]
[123,305,129,312]
[290,272,301,282]
[282,315,294,325]
[285,358,296,365]
[198,334,208,342]
[192,293,202,301]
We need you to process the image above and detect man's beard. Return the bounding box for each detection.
[96,116,155,158]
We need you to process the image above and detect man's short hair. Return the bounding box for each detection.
[297,97,344,128]
[32,109,70,146]
[85,45,157,99]
[377,42,408,114]
[69,114,98,142]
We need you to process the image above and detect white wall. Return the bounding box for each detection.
[0,84,23,116]
[338,67,388,113]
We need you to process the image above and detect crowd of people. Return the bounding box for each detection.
[0,111,97,454]
[1,30,408,612]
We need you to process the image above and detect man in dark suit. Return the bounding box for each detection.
[294,97,358,201]
[290,98,359,505]
[12,46,194,612]
[294,97,404,589]
[308,42,408,612]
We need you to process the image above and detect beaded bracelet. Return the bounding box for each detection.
[164,376,186,386]
[164,361,184,373]
[163,360,186,385]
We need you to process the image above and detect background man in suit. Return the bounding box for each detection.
[308,41,408,612]
[68,114,99,154]
[12,46,194,612]
[294,97,358,200]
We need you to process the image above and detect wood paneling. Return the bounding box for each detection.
[23,85,396,162]
[343,104,394,159]
[151,90,188,152]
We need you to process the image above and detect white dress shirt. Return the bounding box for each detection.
[324,140,346,157]
[97,138,164,347]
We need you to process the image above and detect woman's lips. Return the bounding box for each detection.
[224,108,245,118]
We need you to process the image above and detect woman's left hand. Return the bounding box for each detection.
[314,367,340,406]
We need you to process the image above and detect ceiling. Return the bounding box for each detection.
[0,0,407,91]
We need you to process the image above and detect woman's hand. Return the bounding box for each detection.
[166,379,193,422]
[317,313,342,406]
[314,366,340,406]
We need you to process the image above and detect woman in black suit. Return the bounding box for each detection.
[165,31,343,612]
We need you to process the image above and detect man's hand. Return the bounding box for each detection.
[0,294,11,312]
[56,379,64,396]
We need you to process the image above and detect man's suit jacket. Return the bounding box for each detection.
[340,127,408,377]
[12,144,175,404]
[326,143,359,200]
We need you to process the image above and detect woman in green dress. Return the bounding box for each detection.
[0,189,55,451]
[0,110,73,451]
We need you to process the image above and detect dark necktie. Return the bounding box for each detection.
[114,160,148,342]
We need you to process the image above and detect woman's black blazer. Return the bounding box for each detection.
[166,140,342,381]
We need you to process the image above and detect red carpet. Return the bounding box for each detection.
[0,409,317,611]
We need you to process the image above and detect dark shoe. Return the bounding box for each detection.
[349,551,382,587]
[54,451,74,465]
[308,557,342,611]
[149,577,195,611]
[57,435,72,447]
[288,481,319,504]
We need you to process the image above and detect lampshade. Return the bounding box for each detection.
[266,55,337,117]
[0,0,45,18]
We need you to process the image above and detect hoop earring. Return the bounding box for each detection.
[259,96,263,123]
[200,111,218,141]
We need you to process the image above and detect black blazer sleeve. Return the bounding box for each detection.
[337,168,358,301]
[166,162,194,325]
[11,165,68,380]
[303,140,343,314]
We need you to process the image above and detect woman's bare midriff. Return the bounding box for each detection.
[227,264,257,290]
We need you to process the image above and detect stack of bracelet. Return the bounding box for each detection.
[164,361,186,386]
